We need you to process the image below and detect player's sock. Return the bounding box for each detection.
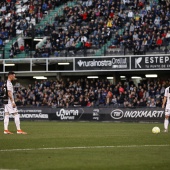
[4,114,9,130]
[164,119,169,130]
[14,114,21,130]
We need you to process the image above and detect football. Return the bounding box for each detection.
[152,127,160,134]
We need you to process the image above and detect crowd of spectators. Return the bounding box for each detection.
[25,0,170,56]
[32,0,114,57]
[0,0,69,56]
[110,0,170,54]
[0,77,167,108]
[1,0,170,57]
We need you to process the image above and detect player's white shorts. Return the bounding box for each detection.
[165,108,170,116]
[4,104,18,114]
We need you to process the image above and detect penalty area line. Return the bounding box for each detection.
[0,145,170,152]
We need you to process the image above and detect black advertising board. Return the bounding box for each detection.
[48,108,95,120]
[75,57,130,71]
[131,55,170,70]
[99,108,164,122]
[0,107,165,122]
[0,107,49,120]
[48,107,165,122]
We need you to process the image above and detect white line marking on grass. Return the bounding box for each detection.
[0,145,170,152]
[0,169,18,170]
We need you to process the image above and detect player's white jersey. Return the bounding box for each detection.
[164,86,170,109]
[7,80,14,104]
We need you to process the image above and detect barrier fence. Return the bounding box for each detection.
[0,107,165,122]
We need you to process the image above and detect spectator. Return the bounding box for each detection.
[106,90,113,105]
[156,36,163,50]
[42,2,48,13]
[36,9,43,22]
[85,0,93,7]
[111,95,117,106]
[25,44,30,54]
[138,98,147,107]
[146,36,152,50]
[81,35,87,43]
[166,30,170,43]
[0,38,4,48]
[154,15,161,28]
[19,44,25,51]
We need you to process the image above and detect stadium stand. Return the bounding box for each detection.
[1,0,170,59]
[0,0,75,59]
[0,77,166,108]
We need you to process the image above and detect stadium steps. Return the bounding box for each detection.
[15,52,27,58]
[94,38,114,56]
[35,1,77,29]
[94,50,102,56]
[4,37,18,59]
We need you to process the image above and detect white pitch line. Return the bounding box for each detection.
[0,169,18,170]
[0,145,170,152]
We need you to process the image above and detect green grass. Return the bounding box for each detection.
[0,121,170,170]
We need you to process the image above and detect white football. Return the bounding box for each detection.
[152,127,160,134]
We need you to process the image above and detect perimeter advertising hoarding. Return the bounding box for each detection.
[49,107,164,122]
[0,107,165,122]
[75,57,130,70]
[0,107,49,120]
[131,55,170,70]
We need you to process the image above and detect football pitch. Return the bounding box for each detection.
[0,121,170,170]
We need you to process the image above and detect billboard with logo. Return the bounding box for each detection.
[49,107,164,122]
[75,57,130,71]
[131,55,170,70]
[107,108,164,121]
[48,108,94,120]
[0,107,165,122]
[0,107,49,120]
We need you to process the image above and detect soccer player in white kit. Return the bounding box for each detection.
[162,86,170,132]
[4,71,27,134]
